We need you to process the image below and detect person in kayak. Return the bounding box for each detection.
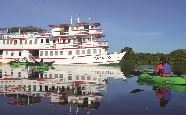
[155,60,164,76]
[163,62,172,76]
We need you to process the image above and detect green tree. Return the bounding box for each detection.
[120,47,136,77]
[169,49,186,64]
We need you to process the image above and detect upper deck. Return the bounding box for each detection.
[0,18,107,50]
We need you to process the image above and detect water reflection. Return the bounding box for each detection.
[0,65,125,111]
[7,94,41,106]
[154,87,171,107]
[137,78,186,108]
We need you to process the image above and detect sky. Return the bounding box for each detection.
[1,0,186,53]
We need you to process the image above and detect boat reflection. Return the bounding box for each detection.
[0,65,125,109]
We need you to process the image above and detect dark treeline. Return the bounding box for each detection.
[119,47,186,76]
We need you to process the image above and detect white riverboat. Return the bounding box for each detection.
[0,16,125,65]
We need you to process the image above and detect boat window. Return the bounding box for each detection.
[76,75,79,80]
[59,74,63,78]
[68,51,72,55]
[10,40,13,44]
[82,50,85,54]
[41,39,43,43]
[28,85,31,91]
[93,77,97,81]
[60,51,63,55]
[55,74,58,78]
[64,27,69,32]
[99,49,101,54]
[46,39,49,43]
[20,40,22,44]
[50,51,53,56]
[11,52,14,56]
[44,74,47,78]
[0,50,3,55]
[25,40,27,44]
[87,76,91,80]
[76,50,80,55]
[55,51,58,56]
[84,25,89,29]
[40,51,43,56]
[19,51,21,56]
[53,40,56,43]
[3,40,5,44]
[87,49,91,54]
[0,69,2,78]
[7,40,9,44]
[93,49,97,54]
[49,74,52,78]
[81,76,85,80]
[45,51,48,56]
[68,76,72,80]
[14,40,17,45]
[33,85,36,91]
[68,39,70,43]
[29,40,32,44]
[34,39,37,44]
[63,39,66,43]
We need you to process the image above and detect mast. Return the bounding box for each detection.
[28,95,30,105]
[70,16,73,24]
[6,28,9,33]
[18,28,21,35]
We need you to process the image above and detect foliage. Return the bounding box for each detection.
[169,49,186,64]
[119,47,136,76]
[120,47,186,76]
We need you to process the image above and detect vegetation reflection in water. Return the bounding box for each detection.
[136,78,186,107]
[0,65,125,111]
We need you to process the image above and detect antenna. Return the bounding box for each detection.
[77,14,80,23]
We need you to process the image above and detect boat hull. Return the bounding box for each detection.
[1,52,125,65]
[138,73,186,85]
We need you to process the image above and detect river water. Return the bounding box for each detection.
[0,65,186,115]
